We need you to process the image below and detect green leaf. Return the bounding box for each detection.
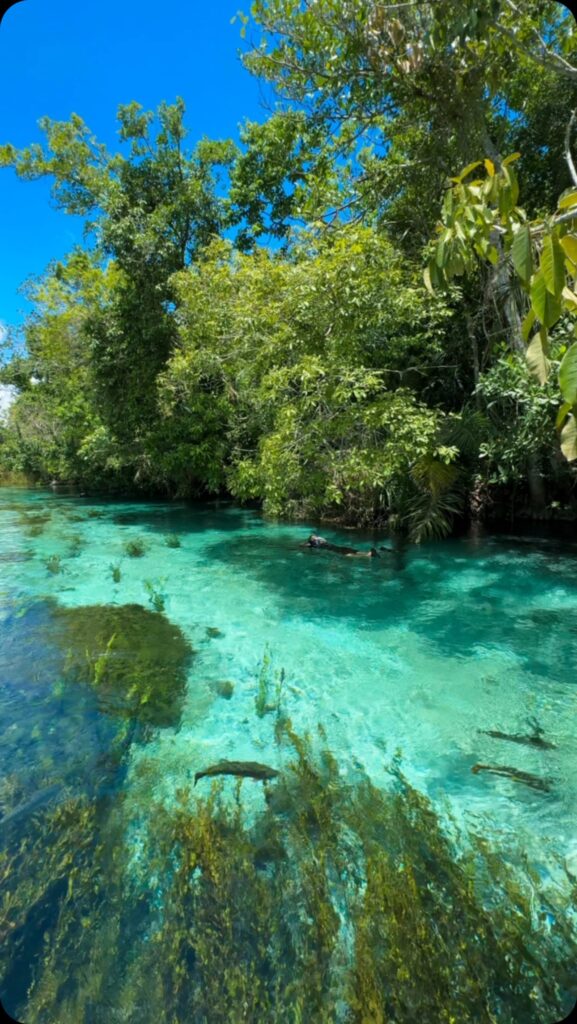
[525,333,550,385]
[558,188,577,211]
[454,160,482,183]
[562,285,577,309]
[502,152,521,166]
[556,401,572,429]
[521,308,535,342]
[560,234,577,266]
[423,266,434,294]
[511,225,533,285]
[560,413,577,461]
[541,234,566,296]
[530,271,562,328]
[559,344,577,405]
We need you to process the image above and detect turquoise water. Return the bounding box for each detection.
[1,487,577,1018]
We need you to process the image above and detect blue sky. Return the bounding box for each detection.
[0,0,268,331]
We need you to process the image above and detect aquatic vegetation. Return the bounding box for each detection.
[3,725,575,1024]
[143,579,166,613]
[66,533,84,557]
[124,538,146,558]
[20,511,51,537]
[44,554,64,575]
[109,562,122,583]
[209,679,235,700]
[255,646,285,718]
[164,533,181,548]
[206,625,223,638]
[52,603,193,726]
[256,644,272,717]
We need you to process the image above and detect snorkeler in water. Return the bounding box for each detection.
[304,534,380,557]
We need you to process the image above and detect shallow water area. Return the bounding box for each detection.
[1,487,577,1020]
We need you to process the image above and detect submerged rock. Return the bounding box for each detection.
[51,602,194,727]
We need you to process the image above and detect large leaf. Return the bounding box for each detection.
[560,234,577,267]
[562,286,577,310]
[521,308,535,342]
[452,160,481,184]
[525,333,550,385]
[423,266,435,295]
[541,234,565,296]
[502,152,521,167]
[511,225,533,284]
[530,271,562,328]
[559,344,577,405]
[556,401,572,430]
[560,413,577,462]
[558,188,577,211]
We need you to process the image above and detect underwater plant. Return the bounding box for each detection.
[209,679,235,700]
[143,580,166,613]
[66,534,84,558]
[255,644,272,717]
[109,563,122,584]
[164,534,181,548]
[44,555,64,575]
[51,602,193,726]
[255,647,285,718]
[206,626,223,639]
[1,721,576,1024]
[124,538,146,558]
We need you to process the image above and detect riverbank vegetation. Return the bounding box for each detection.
[2,0,577,538]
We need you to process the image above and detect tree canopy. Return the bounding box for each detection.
[1,0,576,535]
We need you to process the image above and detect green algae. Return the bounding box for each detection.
[124,538,146,557]
[210,679,235,700]
[44,554,64,575]
[51,603,194,727]
[3,724,575,1024]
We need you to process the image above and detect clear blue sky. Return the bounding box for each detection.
[0,0,268,331]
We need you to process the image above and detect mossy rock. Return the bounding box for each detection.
[206,626,223,639]
[52,603,194,727]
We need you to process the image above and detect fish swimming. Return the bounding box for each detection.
[0,783,63,827]
[471,763,553,793]
[194,760,280,786]
[479,729,557,750]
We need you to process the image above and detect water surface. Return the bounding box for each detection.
[1,488,576,1020]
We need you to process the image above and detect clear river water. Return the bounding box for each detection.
[1,487,576,1022]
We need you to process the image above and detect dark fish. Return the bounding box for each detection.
[471,763,553,793]
[480,729,557,750]
[0,782,63,826]
[194,760,280,786]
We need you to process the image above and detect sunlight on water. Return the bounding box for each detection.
[1,487,576,1021]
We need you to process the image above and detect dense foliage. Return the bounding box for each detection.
[2,0,577,535]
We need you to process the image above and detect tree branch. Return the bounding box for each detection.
[565,108,577,187]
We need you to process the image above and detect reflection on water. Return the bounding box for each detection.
[1,488,576,1021]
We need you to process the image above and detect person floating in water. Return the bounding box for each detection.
[304,534,381,557]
